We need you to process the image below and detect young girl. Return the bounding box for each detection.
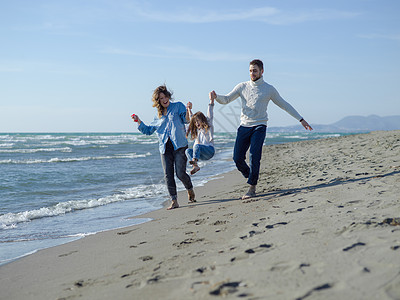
[185,97,215,175]
[131,85,195,210]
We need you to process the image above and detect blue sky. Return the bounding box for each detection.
[1,0,399,132]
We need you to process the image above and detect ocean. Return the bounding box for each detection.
[0,132,350,265]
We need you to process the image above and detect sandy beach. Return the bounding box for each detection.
[1,130,399,300]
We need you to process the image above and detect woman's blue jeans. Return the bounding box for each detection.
[185,144,215,162]
[233,125,266,186]
[161,139,193,200]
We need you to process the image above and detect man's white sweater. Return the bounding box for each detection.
[215,76,303,127]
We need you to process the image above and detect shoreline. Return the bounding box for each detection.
[1,130,399,299]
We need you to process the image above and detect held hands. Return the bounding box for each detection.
[300,119,313,131]
[209,90,217,101]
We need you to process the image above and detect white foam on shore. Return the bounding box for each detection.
[0,152,152,164]
[0,147,72,153]
[0,183,166,228]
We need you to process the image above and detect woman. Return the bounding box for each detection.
[132,85,195,210]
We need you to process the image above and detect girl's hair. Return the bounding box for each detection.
[152,85,173,118]
[187,112,210,139]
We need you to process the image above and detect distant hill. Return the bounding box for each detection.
[268,115,400,132]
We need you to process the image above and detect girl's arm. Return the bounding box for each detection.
[207,97,214,123]
[186,101,193,121]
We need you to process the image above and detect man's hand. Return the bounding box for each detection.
[301,119,313,131]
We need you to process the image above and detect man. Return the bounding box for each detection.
[209,59,312,200]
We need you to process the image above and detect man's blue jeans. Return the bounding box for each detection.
[233,125,266,186]
[185,144,215,162]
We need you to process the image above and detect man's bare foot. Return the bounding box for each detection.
[167,199,179,210]
[242,185,256,200]
[187,188,196,203]
[190,165,200,175]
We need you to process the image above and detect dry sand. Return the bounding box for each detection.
[1,130,400,300]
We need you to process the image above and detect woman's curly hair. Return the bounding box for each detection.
[187,112,210,139]
[152,85,173,118]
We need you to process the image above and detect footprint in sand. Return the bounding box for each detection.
[117,229,136,235]
[301,228,318,235]
[285,206,314,215]
[209,281,244,296]
[239,230,264,240]
[239,220,287,239]
[296,283,333,300]
[74,279,95,288]
[244,244,273,254]
[130,241,147,248]
[139,255,153,261]
[58,250,78,257]
[381,218,400,226]
[147,275,163,284]
[265,222,288,229]
[194,265,216,275]
[187,219,206,225]
[231,244,273,262]
[299,263,311,274]
[342,242,366,252]
[173,238,205,249]
[212,220,228,225]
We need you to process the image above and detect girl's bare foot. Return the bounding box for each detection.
[190,165,200,175]
[189,158,198,165]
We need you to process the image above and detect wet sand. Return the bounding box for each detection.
[1,130,399,299]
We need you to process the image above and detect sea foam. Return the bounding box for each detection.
[0,183,165,228]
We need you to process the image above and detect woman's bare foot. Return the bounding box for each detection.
[167,199,179,210]
[187,188,196,203]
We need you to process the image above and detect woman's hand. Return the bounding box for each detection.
[131,114,141,124]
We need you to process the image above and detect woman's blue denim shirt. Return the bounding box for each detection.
[138,102,188,154]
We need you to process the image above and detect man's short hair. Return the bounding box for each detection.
[250,59,263,70]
